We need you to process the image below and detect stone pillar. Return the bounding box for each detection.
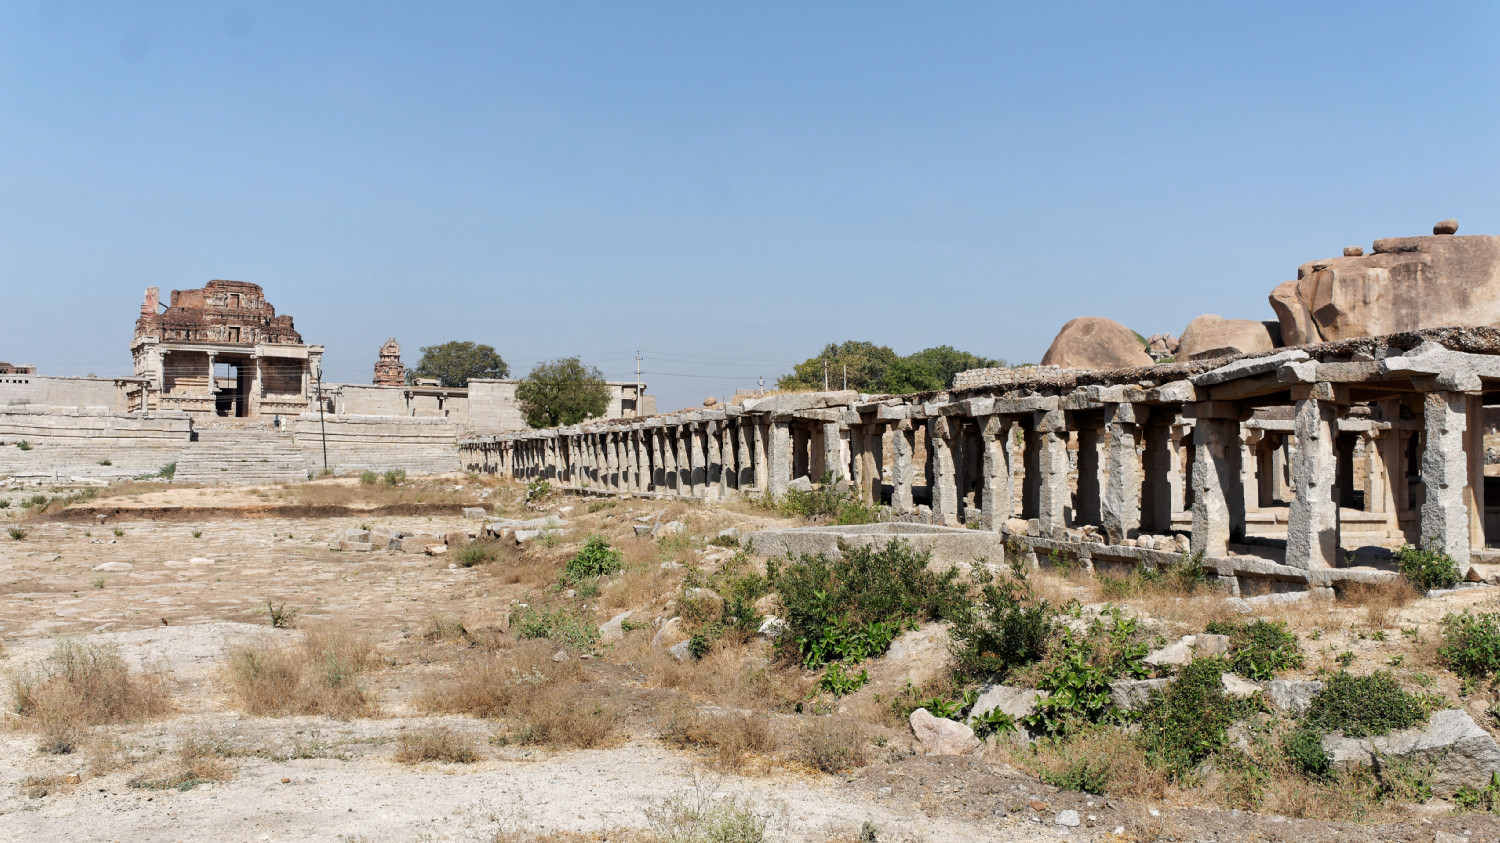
[1075,419,1104,527]
[792,425,812,481]
[716,421,732,497]
[206,352,217,397]
[1190,405,1245,558]
[1241,427,1263,512]
[1035,410,1070,536]
[767,421,792,497]
[737,422,756,492]
[929,417,959,526]
[1102,404,1143,544]
[674,426,691,495]
[980,416,1014,530]
[1020,418,1041,519]
[1467,394,1487,552]
[1286,386,1340,569]
[1421,391,1473,570]
[752,420,769,492]
[704,421,722,502]
[823,422,845,484]
[1171,421,1193,515]
[661,429,678,492]
[1141,416,1174,532]
[892,420,916,514]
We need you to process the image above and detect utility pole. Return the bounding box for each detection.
[823,359,828,391]
[634,351,643,417]
[316,372,328,474]
[842,364,847,390]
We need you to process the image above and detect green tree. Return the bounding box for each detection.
[516,357,612,428]
[407,341,509,388]
[881,345,1004,393]
[777,341,899,392]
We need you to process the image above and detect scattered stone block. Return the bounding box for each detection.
[600,610,633,642]
[970,684,1040,721]
[787,476,815,493]
[1110,678,1171,711]
[1265,679,1323,716]
[339,541,375,552]
[92,561,132,572]
[1221,673,1260,698]
[462,507,486,520]
[909,708,981,756]
[400,534,441,554]
[1325,709,1500,797]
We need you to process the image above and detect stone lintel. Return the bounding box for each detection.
[1184,401,1244,420]
[1033,409,1067,433]
[1207,372,1292,402]
[1289,382,1342,403]
[951,396,994,416]
[931,415,952,438]
[1084,384,1148,404]
[993,395,1060,414]
[1146,380,1198,404]
[791,408,845,423]
[1193,349,1310,387]
[875,403,911,421]
[1061,391,1104,411]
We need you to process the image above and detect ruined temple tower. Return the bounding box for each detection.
[129,281,323,419]
[373,338,405,386]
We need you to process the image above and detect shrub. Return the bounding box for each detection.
[757,472,883,525]
[225,628,378,719]
[769,539,965,669]
[1394,543,1461,592]
[949,564,1054,681]
[10,640,172,753]
[512,604,600,652]
[359,470,378,485]
[1305,671,1425,738]
[154,462,176,480]
[1023,630,1118,737]
[7,527,24,540]
[17,440,31,450]
[659,707,780,771]
[1282,725,1332,781]
[1137,658,1255,779]
[644,787,771,843]
[394,728,478,764]
[1439,611,1500,679]
[1205,618,1304,680]
[796,717,868,773]
[565,535,623,582]
[266,601,299,628]
[382,468,406,486]
[454,540,500,568]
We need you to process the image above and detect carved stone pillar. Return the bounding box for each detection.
[1287,386,1340,569]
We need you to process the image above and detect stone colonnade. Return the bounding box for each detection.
[461,339,1500,574]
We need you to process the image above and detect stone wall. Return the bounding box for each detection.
[0,375,133,412]
[290,415,460,475]
[0,407,191,481]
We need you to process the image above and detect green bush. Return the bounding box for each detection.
[565,535,623,582]
[1021,610,1149,737]
[359,470,378,485]
[1282,725,1332,781]
[16,440,31,451]
[1305,671,1426,738]
[757,472,883,525]
[1394,543,1461,592]
[454,541,500,568]
[1439,611,1500,679]
[382,468,407,486]
[770,539,964,669]
[1205,618,1304,680]
[949,565,1054,681]
[512,605,600,652]
[1137,658,1255,779]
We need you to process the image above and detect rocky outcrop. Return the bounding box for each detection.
[1039,317,1153,371]
[1325,709,1500,797]
[1270,226,1500,344]
[1177,314,1279,361]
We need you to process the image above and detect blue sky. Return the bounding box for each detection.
[2,2,1497,411]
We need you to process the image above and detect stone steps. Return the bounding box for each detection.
[173,428,309,485]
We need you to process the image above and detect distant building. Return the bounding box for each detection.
[129,281,323,419]
[373,338,405,386]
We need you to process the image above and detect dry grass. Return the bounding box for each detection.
[416,639,620,749]
[224,627,380,719]
[126,733,235,791]
[394,727,479,764]
[1014,726,1172,800]
[659,702,781,771]
[795,716,868,774]
[8,639,173,753]
[640,639,810,712]
[1340,579,1418,629]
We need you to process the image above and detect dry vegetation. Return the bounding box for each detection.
[5,473,1500,840]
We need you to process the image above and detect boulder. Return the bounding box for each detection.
[652,616,687,650]
[1270,233,1500,344]
[883,624,954,688]
[1039,317,1154,371]
[1110,678,1171,711]
[599,610,633,642]
[909,708,981,756]
[1177,314,1278,361]
[1145,333,1179,361]
[1435,218,1460,235]
[1265,679,1323,716]
[1144,633,1230,667]
[970,684,1040,721]
[462,507,486,520]
[400,534,441,554]
[1220,673,1260,698]
[787,476,815,493]
[1324,709,1500,797]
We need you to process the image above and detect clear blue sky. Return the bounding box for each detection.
[3,2,1497,411]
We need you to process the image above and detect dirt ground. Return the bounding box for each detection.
[2,476,1499,842]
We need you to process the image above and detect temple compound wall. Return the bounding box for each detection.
[461,327,1500,596]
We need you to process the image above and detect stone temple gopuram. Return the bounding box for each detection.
[129,281,324,419]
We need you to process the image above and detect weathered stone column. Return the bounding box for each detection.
[1075,419,1104,527]
[704,421,722,502]
[823,422,845,484]
[929,417,959,526]
[1035,410,1070,536]
[737,421,755,491]
[891,420,916,514]
[752,420,769,492]
[716,420,733,497]
[1169,422,1192,517]
[1189,404,1245,557]
[684,423,704,497]
[1422,390,1473,570]
[1102,403,1143,544]
[1286,385,1340,569]
[792,425,812,482]
[1141,416,1174,532]
[674,426,692,495]
[1241,427,1263,512]
[661,429,678,492]
[865,426,885,504]
[767,420,792,497]
[980,416,1014,530]
[1467,394,1487,552]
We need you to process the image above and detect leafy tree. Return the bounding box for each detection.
[516,357,611,428]
[407,341,509,388]
[777,341,899,392]
[779,341,1003,395]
